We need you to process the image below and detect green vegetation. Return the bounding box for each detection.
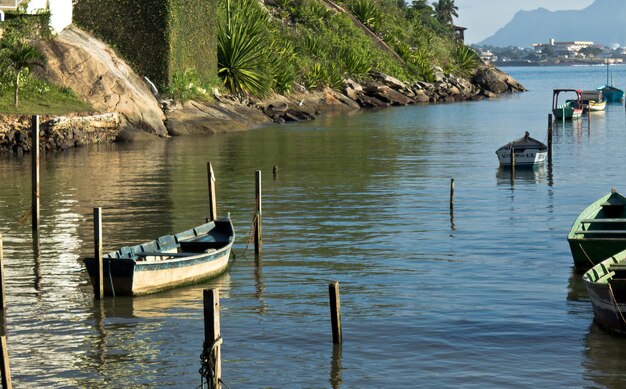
[0,11,91,114]
[214,0,477,98]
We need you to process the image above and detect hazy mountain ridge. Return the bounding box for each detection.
[479,0,626,47]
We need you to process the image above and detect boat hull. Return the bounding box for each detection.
[496,149,546,166]
[583,252,626,335]
[568,191,626,270]
[84,217,235,296]
[598,86,624,103]
[552,107,582,120]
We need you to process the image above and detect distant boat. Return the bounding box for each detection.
[495,131,547,166]
[581,90,606,112]
[567,189,626,271]
[552,89,583,120]
[583,248,626,334]
[84,215,235,296]
[597,62,624,102]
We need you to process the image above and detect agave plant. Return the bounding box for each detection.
[454,44,479,77]
[217,0,272,97]
[350,0,380,30]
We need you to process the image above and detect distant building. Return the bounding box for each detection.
[479,50,497,63]
[532,39,595,57]
[0,0,26,10]
[454,26,467,42]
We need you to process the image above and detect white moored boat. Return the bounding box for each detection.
[495,131,547,166]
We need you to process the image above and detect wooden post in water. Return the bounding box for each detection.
[587,105,591,131]
[93,208,104,300]
[31,115,40,231]
[0,335,12,389]
[547,114,553,165]
[273,164,278,180]
[207,162,217,222]
[510,146,515,175]
[203,289,222,389]
[329,281,342,344]
[254,170,262,256]
[449,178,454,209]
[0,235,6,311]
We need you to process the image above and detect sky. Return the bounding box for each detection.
[455,0,595,44]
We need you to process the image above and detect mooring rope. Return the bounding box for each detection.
[198,336,224,389]
[607,283,626,326]
[108,260,115,298]
[578,243,596,268]
[241,212,258,258]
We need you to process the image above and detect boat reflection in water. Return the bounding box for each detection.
[583,323,626,387]
[495,165,548,185]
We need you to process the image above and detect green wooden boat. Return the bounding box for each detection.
[583,248,626,335]
[552,89,583,120]
[568,189,626,271]
[84,215,235,296]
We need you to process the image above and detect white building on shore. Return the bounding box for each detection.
[0,0,72,34]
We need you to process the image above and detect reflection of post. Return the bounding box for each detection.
[31,115,40,231]
[547,114,553,165]
[202,289,222,389]
[329,281,342,344]
[93,208,104,300]
[449,178,454,209]
[0,234,5,310]
[510,146,515,185]
[254,170,262,256]
[254,257,267,314]
[207,162,217,222]
[330,343,343,389]
[33,231,41,291]
[0,335,12,389]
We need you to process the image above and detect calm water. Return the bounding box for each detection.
[3,65,626,387]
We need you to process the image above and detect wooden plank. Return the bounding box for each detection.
[329,281,342,344]
[0,234,5,310]
[207,162,217,222]
[0,335,12,389]
[582,217,626,222]
[574,230,626,235]
[203,289,221,389]
[93,208,103,300]
[31,115,39,231]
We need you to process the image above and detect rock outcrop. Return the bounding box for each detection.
[36,26,167,137]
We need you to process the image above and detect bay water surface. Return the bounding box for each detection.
[2,65,626,387]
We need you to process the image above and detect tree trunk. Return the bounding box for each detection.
[13,73,19,108]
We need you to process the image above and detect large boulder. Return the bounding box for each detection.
[472,64,526,95]
[36,26,168,136]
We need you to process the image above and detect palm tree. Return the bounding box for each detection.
[433,0,458,27]
[0,38,45,107]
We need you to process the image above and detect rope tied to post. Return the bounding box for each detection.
[199,336,224,389]
[241,212,258,257]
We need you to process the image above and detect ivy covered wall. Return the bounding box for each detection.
[73,0,216,88]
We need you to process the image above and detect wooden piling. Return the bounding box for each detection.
[547,114,553,165]
[254,170,262,255]
[329,281,342,344]
[31,115,40,231]
[0,235,6,310]
[203,289,222,389]
[587,105,591,131]
[0,335,12,389]
[207,162,217,222]
[510,146,515,174]
[93,208,103,300]
[449,178,454,209]
[273,164,278,180]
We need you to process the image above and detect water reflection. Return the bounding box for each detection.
[254,256,267,315]
[583,323,626,387]
[495,165,548,185]
[330,344,342,389]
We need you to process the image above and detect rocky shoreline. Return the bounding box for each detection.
[1,26,526,155]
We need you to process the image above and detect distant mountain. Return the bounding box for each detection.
[478,0,626,47]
